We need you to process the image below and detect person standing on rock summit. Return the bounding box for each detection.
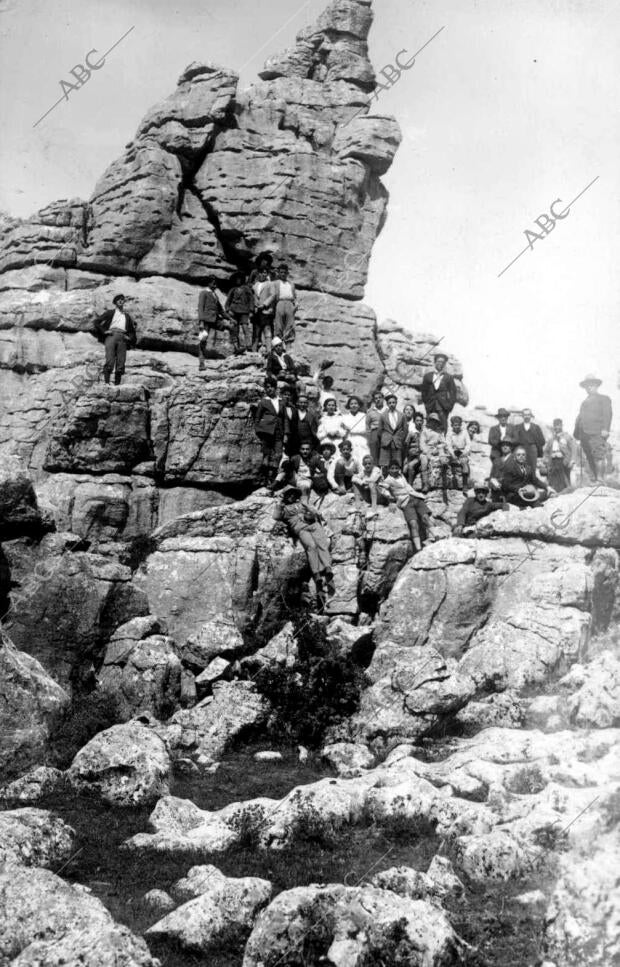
[420,352,457,432]
[95,294,137,385]
[574,374,613,482]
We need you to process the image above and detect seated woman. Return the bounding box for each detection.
[273,486,335,597]
[351,454,383,515]
[501,445,554,508]
[318,397,345,449]
[333,439,361,493]
[341,396,369,464]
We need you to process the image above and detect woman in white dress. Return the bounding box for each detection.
[318,397,344,449]
[341,396,370,464]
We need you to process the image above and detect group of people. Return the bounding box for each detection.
[91,275,613,601]
[198,254,298,363]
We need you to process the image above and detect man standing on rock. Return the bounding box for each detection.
[420,352,457,432]
[198,277,226,364]
[574,374,613,482]
[95,294,137,385]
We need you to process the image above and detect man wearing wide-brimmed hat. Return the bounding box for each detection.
[488,407,518,463]
[420,352,457,432]
[453,481,499,535]
[574,374,613,481]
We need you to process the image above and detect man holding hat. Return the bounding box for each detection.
[574,374,613,482]
[453,482,498,535]
[421,352,457,432]
[488,408,518,463]
[377,393,408,469]
[501,445,552,508]
[95,294,137,385]
[273,485,334,597]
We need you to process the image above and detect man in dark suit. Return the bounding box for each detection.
[574,374,613,481]
[420,353,457,432]
[488,408,518,463]
[94,294,137,385]
[378,393,408,468]
[501,445,553,507]
[253,378,285,485]
[295,392,320,451]
[280,386,300,456]
[515,408,546,471]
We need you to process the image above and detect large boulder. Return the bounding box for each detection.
[3,533,148,688]
[148,864,272,952]
[0,455,41,538]
[0,633,69,779]
[97,616,182,720]
[0,865,158,966]
[68,721,171,806]
[242,883,460,967]
[0,808,75,869]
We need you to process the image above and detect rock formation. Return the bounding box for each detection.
[0,2,618,966]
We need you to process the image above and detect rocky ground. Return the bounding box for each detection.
[1,1,619,965]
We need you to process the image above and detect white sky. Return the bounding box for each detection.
[0,0,618,424]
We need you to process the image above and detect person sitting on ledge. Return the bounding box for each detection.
[265,338,303,394]
[273,486,335,597]
[453,481,501,536]
[501,445,554,508]
[316,440,340,495]
[379,459,433,553]
[333,439,360,494]
[95,294,137,386]
[446,414,471,493]
[352,454,383,516]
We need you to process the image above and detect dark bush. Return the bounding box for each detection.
[49,688,122,767]
[251,613,366,748]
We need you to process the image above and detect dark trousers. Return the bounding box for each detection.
[231,312,251,351]
[103,331,128,381]
[252,311,273,352]
[257,431,283,483]
[379,441,403,468]
[368,429,381,465]
[548,458,571,491]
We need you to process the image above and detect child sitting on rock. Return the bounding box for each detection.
[351,454,383,516]
[333,439,360,494]
[446,415,471,493]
